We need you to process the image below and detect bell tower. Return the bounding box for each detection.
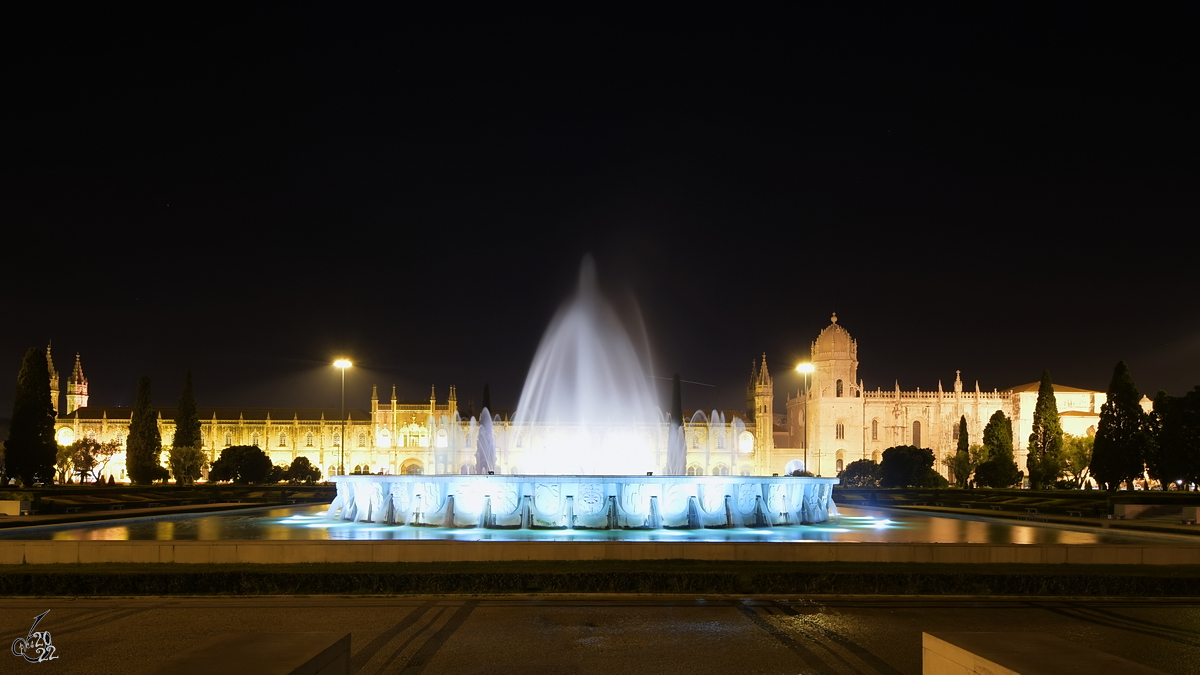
[754,354,774,456]
[47,345,60,415]
[66,353,89,414]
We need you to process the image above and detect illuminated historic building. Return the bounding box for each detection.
[49,317,1124,484]
[783,315,1121,479]
[48,351,777,481]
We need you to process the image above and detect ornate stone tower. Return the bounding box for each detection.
[807,314,864,474]
[754,354,774,456]
[46,345,60,415]
[65,353,89,414]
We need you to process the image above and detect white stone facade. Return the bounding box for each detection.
[784,315,1113,479]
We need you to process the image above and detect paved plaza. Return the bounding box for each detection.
[3,595,1198,674]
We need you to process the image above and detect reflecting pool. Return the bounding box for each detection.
[0,504,1181,544]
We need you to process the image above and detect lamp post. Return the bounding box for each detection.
[334,359,352,476]
[795,363,813,472]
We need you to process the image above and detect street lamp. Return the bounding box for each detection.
[795,363,813,472]
[334,359,352,477]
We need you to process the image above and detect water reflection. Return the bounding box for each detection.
[7,505,1172,544]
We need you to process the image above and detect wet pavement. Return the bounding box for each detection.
[3,595,1198,673]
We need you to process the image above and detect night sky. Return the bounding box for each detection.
[4,6,1197,423]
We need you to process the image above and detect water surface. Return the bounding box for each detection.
[0,505,1180,544]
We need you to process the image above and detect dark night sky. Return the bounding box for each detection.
[3,6,1197,423]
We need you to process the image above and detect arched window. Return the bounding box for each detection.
[358,432,367,448]
[711,464,729,476]
[716,432,726,449]
[305,432,313,447]
[871,419,878,441]
[225,432,232,446]
[377,428,391,448]
[738,431,754,453]
[836,379,843,397]
[691,433,699,449]
[836,458,844,472]
[686,464,701,476]
[913,421,922,448]
[251,432,260,447]
[279,432,287,447]
[328,465,338,477]
[952,423,960,441]
[436,429,448,448]
[332,431,340,447]
[56,427,75,445]
[401,459,424,475]
[836,423,845,440]
[740,466,752,476]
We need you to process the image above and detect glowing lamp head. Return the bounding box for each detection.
[795,363,814,374]
[334,359,352,369]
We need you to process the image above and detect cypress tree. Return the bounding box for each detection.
[126,376,162,485]
[975,410,1020,487]
[1090,361,1150,491]
[949,415,971,488]
[5,348,58,485]
[173,370,201,449]
[1027,370,1065,489]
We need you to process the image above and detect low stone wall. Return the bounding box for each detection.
[3,540,1198,565]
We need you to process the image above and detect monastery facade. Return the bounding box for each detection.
[43,316,1117,482]
[782,315,1111,479]
[48,350,780,481]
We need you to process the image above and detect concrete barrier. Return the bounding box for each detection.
[138,632,349,675]
[2,540,1199,565]
[1114,504,1180,520]
[923,632,1165,674]
[0,500,32,516]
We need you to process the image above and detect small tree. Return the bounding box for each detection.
[1090,361,1151,491]
[168,444,207,485]
[1026,370,1065,489]
[286,456,322,484]
[93,440,121,481]
[6,348,58,485]
[1061,434,1094,488]
[838,459,881,487]
[126,376,163,485]
[880,446,943,488]
[944,415,972,488]
[56,443,76,483]
[208,445,272,484]
[266,463,288,484]
[975,410,1020,488]
[64,438,102,482]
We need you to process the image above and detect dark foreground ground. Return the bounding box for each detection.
[3,594,1198,674]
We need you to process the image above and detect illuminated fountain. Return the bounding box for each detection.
[328,258,838,530]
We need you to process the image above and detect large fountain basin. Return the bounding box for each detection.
[329,474,839,529]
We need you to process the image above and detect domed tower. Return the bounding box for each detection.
[807,314,864,474]
[65,353,89,414]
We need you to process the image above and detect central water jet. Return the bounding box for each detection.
[512,257,662,475]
